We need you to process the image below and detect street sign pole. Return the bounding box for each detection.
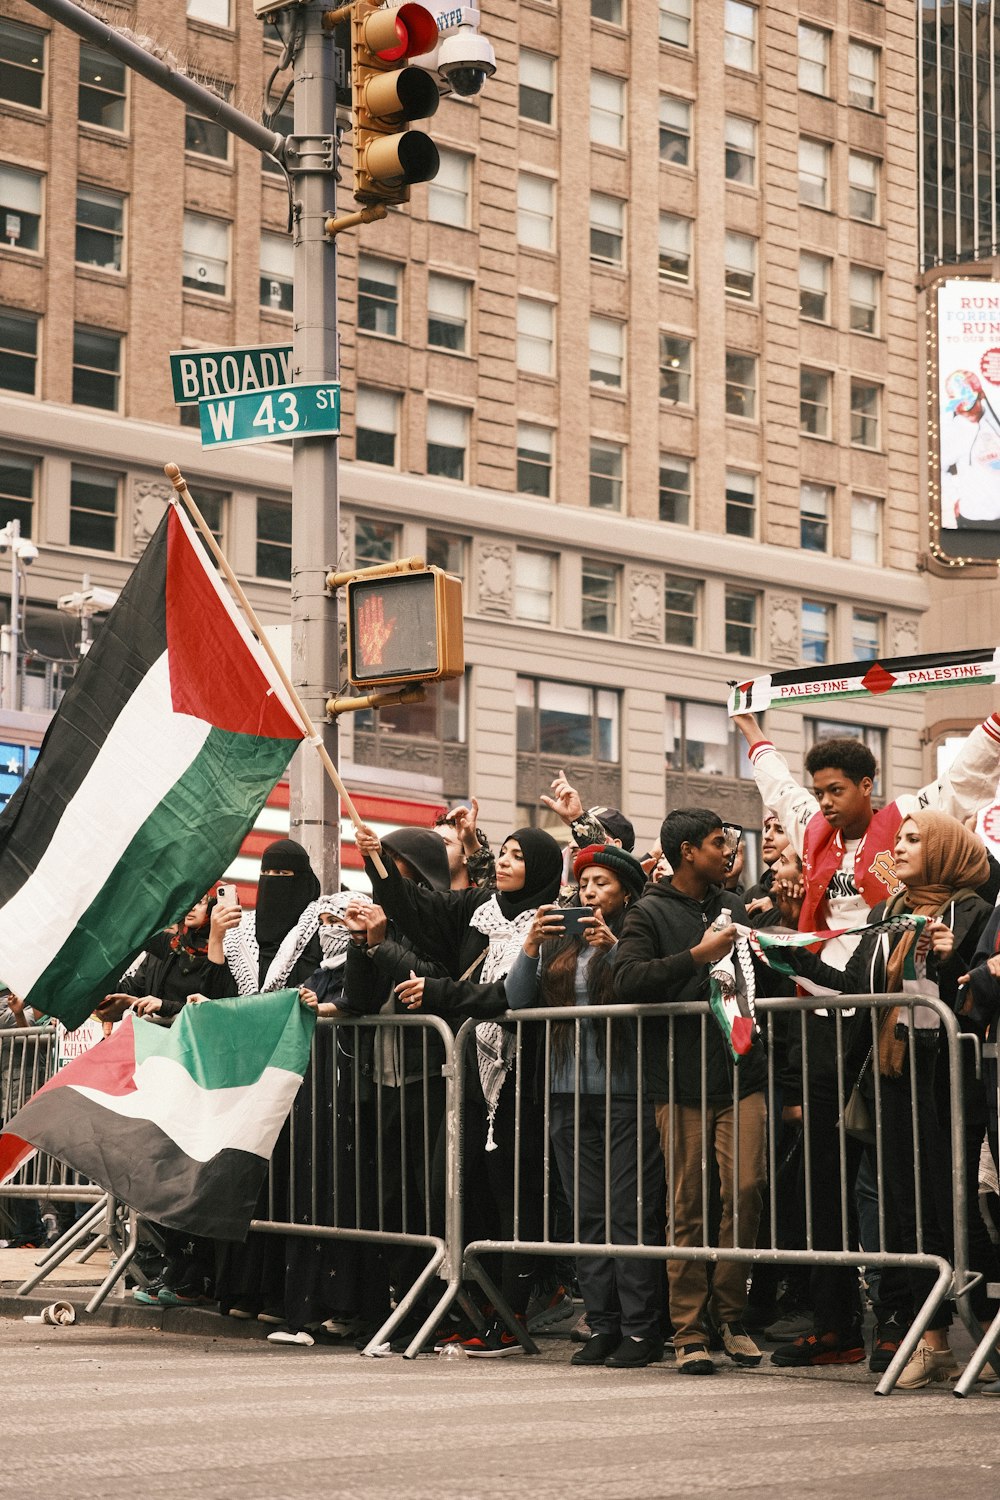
[290,2,342,887]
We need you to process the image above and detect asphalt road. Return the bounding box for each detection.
[2,1320,998,1500]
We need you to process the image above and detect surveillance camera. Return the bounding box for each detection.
[18,539,38,565]
[438,30,496,97]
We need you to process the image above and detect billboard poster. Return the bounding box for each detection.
[935,279,1000,561]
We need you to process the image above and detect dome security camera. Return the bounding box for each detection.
[437,28,496,97]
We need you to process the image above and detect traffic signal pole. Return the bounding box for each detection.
[22,0,344,891]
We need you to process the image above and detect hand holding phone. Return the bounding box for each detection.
[216,883,240,908]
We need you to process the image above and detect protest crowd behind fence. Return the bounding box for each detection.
[6,725,1000,1398]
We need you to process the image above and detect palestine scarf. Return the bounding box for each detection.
[473,827,562,1150]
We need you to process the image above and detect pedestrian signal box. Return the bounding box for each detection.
[346,567,464,687]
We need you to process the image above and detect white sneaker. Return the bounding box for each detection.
[267,1328,314,1346]
[895,1339,959,1389]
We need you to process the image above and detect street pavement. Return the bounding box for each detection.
[2,1316,998,1500]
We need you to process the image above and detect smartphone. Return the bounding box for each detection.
[560,906,594,937]
[216,883,240,907]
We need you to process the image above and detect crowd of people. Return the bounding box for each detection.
[6,709,1000,1393]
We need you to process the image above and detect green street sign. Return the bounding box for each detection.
[198,382,341,449]
[170,344,293,405]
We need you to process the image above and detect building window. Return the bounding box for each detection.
[426,402,468,481]
[581,559,619,635]
[75,185,124,273]
[724,1,756,71]
[798,138,830,209]
[185,87,231,160]
[659,213,691,283]
[800,481,831,551]
[591,72,625,148]
[724,231,756,300]
[517,422,553,497]
[517,678,619,762]
[0,308,38,395]
[72,326,120,410]
[850,380,880,448]
[355,517,400,569]
[0,452,36,535]
[659,455,691,525]
[589,441,623,510]
[519,49,554,125]
[725,587,757,657]
[849,265,880,335]
[725,352,756,419]
[517,172,555,250]
[590,192,624,265]
[187,0,230,25]
[427,273,469,353]
[799,250,830,320]
[0,164,42,253]
[665,575,700,647]
[426,530,466,580]
[659,96,691,166]
[666,699,752,778]
[848,152,879,223]
[800,367,831,437]
[724,116,756,185]
[262,102,293,175]
[516,297,555,376]
[182,212,229,297]
[852,610,882,660]
[356,388,400,467]
[69,465,118,552]
[358,255,399,337]
[659,0,691,47]
[515,549,554,624]
[725,469,756,538]
[592,0,623,23]
[590,316,625,388]
[78,44,126,131]
[427,149,470,228]
[255,498,291,581]
[259,232,292,312]
[192,487,227,548]
[848,41,879,111]
[660,334,692,403]
[798,23,829,94]
[801,600,831,665]
[0,19,45,110]
[851,494,882,564]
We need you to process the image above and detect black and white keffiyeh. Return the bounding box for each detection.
[469,895,537,1151]
[223,891,370,996]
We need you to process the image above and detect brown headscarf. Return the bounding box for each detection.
[879,811,990,1075]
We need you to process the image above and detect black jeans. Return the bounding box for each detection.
[549,1094,663,1340]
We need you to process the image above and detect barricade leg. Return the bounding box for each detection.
[16,1195,109,1294]
[874,1258,953,1396]
[954,1299,1000,1395]
[85,1207,142,1314]
[462,1248,539,1355]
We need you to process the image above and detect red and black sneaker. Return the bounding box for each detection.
[869,1317,904,1374]
[771,1329,865,1367]
[463,1316,528,1358]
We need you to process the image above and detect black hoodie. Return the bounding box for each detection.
[613,879,767,1106]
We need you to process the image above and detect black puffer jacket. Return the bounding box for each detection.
[116,931,216,1018]
[613,880,767,1106]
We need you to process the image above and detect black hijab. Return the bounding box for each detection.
[497,826,563,919]
[255,839,321,962]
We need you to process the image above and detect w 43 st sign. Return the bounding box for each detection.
[199,383,341,449]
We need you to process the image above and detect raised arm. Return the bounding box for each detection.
[730,713,817,859]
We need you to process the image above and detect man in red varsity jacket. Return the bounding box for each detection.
[731,710,1000,968]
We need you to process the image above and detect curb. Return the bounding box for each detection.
[0,1286,271,1340]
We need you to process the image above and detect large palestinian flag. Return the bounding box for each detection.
[0,991,315,1240]
[0,500,306,1029]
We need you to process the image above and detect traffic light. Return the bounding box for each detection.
[350,0,441,206]
[346,567,464,687]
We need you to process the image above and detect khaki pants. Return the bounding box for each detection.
[655,1093,767,1347]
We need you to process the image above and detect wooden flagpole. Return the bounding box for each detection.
[163,462,388,880]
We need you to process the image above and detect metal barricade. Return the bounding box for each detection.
[452,992,993,1395]
[249,1012,462,1359]
[955,1038,1000,1395]
[1,1027,102,1207]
